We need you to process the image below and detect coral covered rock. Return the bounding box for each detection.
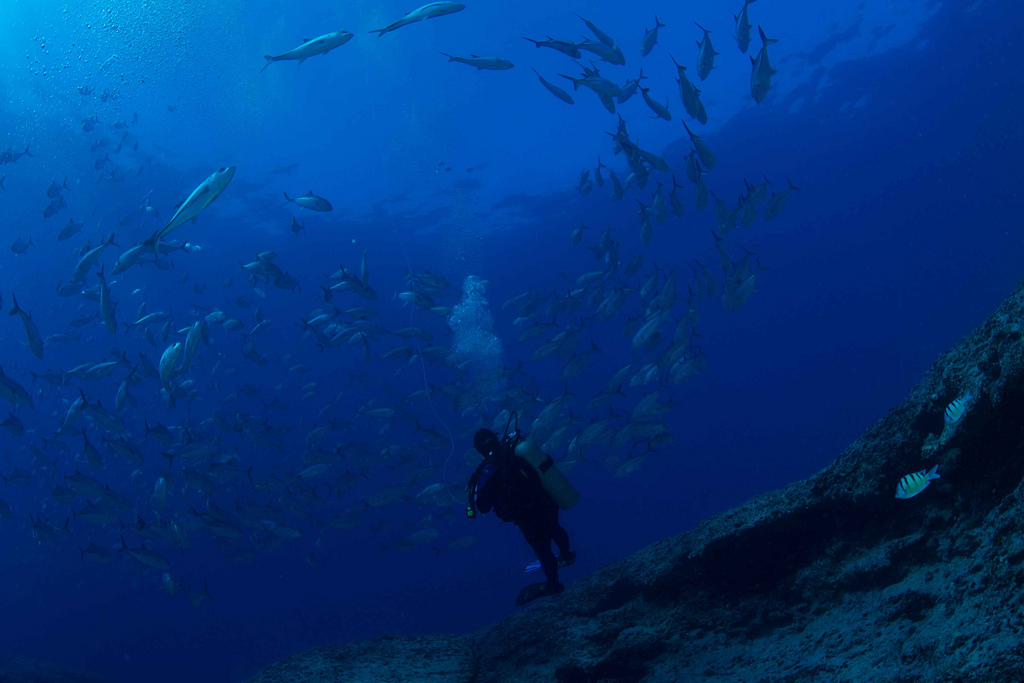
[249,285,1024,682]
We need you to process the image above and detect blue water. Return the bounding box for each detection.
[0,0,1021,680]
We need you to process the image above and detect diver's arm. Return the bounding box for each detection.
[476,477,495,514]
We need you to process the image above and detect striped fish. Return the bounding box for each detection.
[944,393,973,426]
[896,465,940,499]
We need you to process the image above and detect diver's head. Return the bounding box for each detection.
[474,428,500,458]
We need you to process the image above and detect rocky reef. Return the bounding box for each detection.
[247,285,1024,682]
[0,656,112,683]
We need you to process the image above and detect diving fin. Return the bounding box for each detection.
[515,581,564,607]
[523,552,576,574]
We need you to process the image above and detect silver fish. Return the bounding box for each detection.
[671,56,708,125]
[10,237,32,254]
[71,232,118,284]
[371,2,465,37]
[146,167,235,253]
[261,31,354,72]
[763,178,800,221]
[750,26,778,103]
[694,22,718,81]
[523,37,580,59]
[683,121,715,169]
[57,218,85,241]
[573,12,618,50]
[441,53,514,70]
[576,39,625,66]
[531,68,573,104]
[0,366,31,406]
[96,266,117,333]
[8,294,44,359]
[734,0,757,53]
[159,342,183,393]
[640,86,670,120]
[47,177,69,198]
[282,190,332,212]
[559,73,622,98]
[640,16,665,57]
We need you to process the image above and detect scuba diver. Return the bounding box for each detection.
[466,413,580,605]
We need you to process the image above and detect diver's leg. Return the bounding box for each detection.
[551,519,570,556]
[519,520,559,586]
[548,504,571,557]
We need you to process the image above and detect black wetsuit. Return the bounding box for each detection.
[474,444,571,586]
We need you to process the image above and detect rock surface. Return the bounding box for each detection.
[247,284,1024,682]
[244,634,477,683]
[0,656,112,683]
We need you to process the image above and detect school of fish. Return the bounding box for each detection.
[0,3,799,603]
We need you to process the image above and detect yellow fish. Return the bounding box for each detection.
[944,393,972,426]
[896,465,940,499]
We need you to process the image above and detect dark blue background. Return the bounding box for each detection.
[0,0,1021,681]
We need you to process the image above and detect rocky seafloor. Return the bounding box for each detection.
[248,283,1024,682]
[0,656,112,683]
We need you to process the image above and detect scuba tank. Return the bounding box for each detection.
[465,412,580,518]
[515,439,580,511]
[502,412,579,510]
